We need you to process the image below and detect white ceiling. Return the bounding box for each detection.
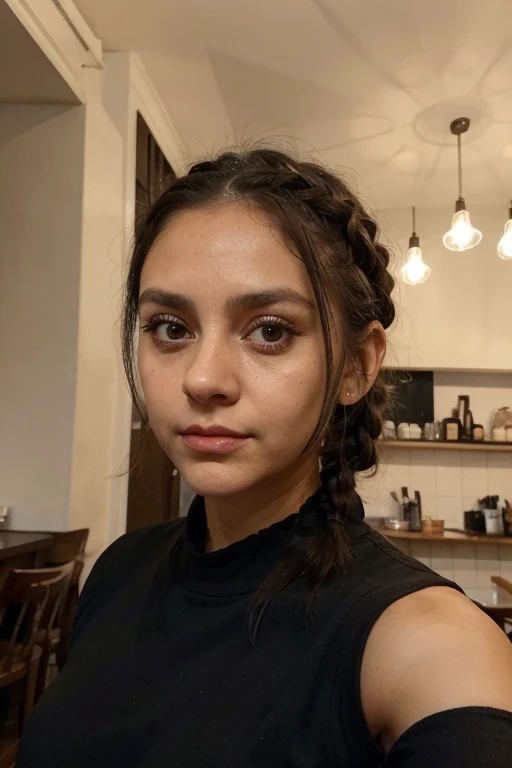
[0,2,79,105]
[75,0,512,209]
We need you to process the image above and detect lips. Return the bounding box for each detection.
[179,425,250,455]
[181,424,248,438]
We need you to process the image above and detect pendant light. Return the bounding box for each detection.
[401,206,431,285]
[442,117,482,251]
[497,200,512,260]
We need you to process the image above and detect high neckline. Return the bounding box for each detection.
[170,485,368,597]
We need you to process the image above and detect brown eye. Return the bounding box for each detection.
[259,324,284,343]
[155,322,189,342]
[246,320,295,350]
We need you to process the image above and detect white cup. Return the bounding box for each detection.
[493,427,506,443]
[484,508,504,536]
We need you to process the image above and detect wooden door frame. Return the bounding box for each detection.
[103,53,186,544]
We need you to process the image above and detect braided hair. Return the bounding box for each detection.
[122,147,395,639]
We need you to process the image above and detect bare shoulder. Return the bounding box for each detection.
[361,586,512,752]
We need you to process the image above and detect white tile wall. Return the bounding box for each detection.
[386,538,512,587]
[431,541,454,582]
[410,540,431,569]
[499,547,512,577]
[475,543,499,588]
[358,447,512,590]
[452,544,477,589]
[359,446,512,529]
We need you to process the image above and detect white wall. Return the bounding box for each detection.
[382,205,512,371]
[0,104,85,530]
[0,58,185,576]
[0,10,187,581]
[140,50,234,160]
[67,67,126,569]
[0,54,187,578]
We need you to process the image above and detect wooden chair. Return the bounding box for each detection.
[491,575,512,596]
[33,562,75,701]
[40,529,89,671]
[0,565,72,767]
[472,575,512,633]
[41,529,89,569]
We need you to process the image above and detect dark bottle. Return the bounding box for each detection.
[401,487,410,523]
[409,491,423,532]
[464,409,474,440]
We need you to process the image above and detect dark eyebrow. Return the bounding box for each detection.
[138,287,316,313]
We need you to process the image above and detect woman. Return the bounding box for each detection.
[18,149,512,766]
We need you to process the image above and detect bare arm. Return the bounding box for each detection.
[361,586,512,755]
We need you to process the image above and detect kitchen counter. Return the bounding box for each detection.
[379,527,512,545]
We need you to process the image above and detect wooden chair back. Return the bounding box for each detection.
[0,565,73,674]
[491,575,512,597]
[38,531,89,672]
[0,566,73,765]
[42,529,89,577]
[36,562,75,635]
[41,530,90,610]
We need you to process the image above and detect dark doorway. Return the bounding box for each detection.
[125,114,180,533]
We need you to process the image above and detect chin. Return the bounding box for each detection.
[177,460,264,499]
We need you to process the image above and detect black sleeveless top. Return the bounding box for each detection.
[17,488,464,767]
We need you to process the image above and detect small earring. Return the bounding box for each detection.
[346,391,353,398]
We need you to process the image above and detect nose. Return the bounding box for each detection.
[182,337,241,406]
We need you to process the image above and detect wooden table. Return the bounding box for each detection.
[0,531,53,593]
[0,531,53,565]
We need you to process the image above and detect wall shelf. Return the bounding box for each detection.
[380,440,512,453]
[381,528,512,545]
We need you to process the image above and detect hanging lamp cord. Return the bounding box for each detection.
[457,134,463,199]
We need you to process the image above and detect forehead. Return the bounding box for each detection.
[139,203,313,296]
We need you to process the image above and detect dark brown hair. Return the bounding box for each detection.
[122,147,395,639]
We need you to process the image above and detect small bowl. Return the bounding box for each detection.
[384,519,410,531]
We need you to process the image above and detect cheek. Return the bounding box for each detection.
[137,352,154,403]
[138,355,178,418]
[254,356,325,431]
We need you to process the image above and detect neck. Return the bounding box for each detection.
[204,459,321,552]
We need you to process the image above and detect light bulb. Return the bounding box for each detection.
[497,218,512,260]
[400,246,431,285]
[442,209,482,251]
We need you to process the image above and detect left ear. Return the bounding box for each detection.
[339,322,387,406]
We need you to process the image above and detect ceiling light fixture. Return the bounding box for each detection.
[497,200,512,261]
[442,117,482,252]
[401,206,431,285]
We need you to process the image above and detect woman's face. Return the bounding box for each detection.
[137,203,327,498]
